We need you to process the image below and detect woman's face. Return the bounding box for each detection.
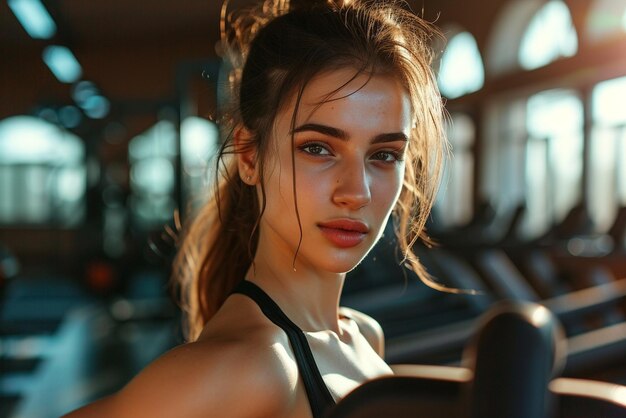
[256,68,411,274]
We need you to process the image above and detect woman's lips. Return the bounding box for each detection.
[317,219,369,248]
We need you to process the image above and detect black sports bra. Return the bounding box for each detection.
[231,280,336,418]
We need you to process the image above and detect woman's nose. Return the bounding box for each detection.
[331,162,371,210]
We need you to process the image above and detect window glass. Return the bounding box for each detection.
[593,75,626,124]
[0,116,85,226]
[483,99,528,215]
[523,90,583,238]
[589,76,626,231]
[128,120,177,228]
[434,113,475,227]
[438,31,485,99]
[181,116,219,207]
[519,0,578,70]
[587,0,626,40]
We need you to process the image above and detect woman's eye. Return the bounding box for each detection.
[371,150,402,163]
[300,143,331,156]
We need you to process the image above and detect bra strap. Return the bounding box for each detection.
[232,280,336,418]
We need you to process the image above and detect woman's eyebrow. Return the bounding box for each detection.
[291,123,347,139]
[371,132,409,144]
[291,123,408,143]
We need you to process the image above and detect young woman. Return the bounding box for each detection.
[64,0,447,417]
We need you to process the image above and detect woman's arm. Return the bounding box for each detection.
[62,337,295,418]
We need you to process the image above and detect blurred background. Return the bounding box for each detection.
[1,0,625,417]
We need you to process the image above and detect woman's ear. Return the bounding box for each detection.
[234,127,258,185]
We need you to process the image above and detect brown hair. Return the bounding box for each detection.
[173,0,449,341]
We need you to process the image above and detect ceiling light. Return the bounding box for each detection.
[72,81,99,106]
[58,105,82,129]
[8,0,56,39]
[83,95,110,119]
[42,45,82,83]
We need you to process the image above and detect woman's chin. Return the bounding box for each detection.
[315,253,370,275]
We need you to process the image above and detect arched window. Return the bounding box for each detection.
[589,76,626,232]
[181,116,219,207]
[127,116,219,229]
[486,0,545,75]
[519,0,578,70]
[0,116,86,225]
[587,0,626,41]
[438,31,485,99]
[434,113,475,227]
[481,98,528,229]
[128,120,177,228]
[481,89,584,240]
[523,89,584,237]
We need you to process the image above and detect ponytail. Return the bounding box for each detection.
[172,153,260,341]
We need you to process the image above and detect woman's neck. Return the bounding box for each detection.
[246,250,346,334]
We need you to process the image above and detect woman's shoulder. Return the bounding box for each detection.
[128,296,298,417]
[339,306,385,357]
[65,296,297,418]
